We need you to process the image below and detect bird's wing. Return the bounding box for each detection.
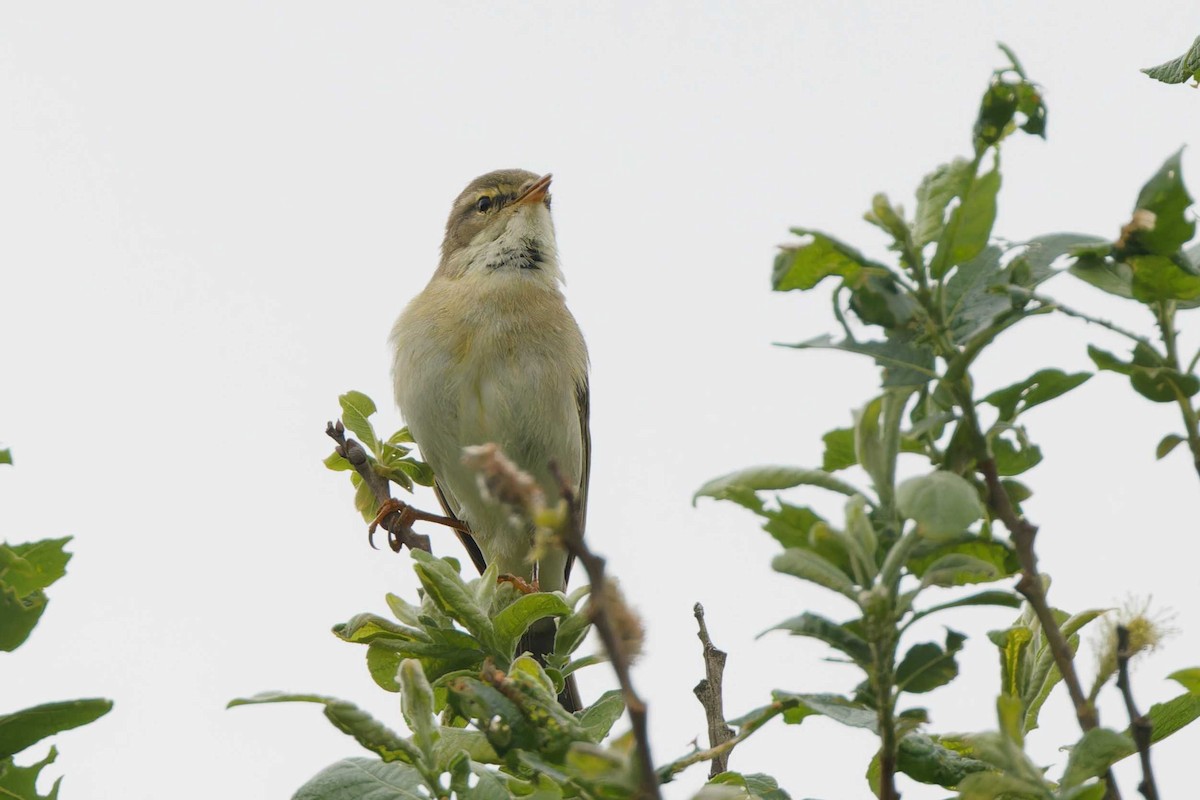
[433,480,488,575]
[565,377,590,587]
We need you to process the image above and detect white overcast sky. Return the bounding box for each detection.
[2,3,1198,798]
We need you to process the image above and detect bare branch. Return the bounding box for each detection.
[325,421,431,554]
[692,603,735,777]
[658,701,790,781]
[1116,625,1160,800]
[550,461,661,800]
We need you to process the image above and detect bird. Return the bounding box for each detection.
[390,169,589,711]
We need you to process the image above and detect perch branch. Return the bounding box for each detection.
[692,603,735,777]
[658,701,790,781]
[550,461,660,800]
[325,421,431,554]
[1116,625,1160,800]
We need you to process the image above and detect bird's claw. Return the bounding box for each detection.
[498,574,540,594]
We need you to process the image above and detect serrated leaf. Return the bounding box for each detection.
[1142,35,1200,84]
[339,391,380,452]
[897,471,984,540]
[760,503,825,550]
[0,699,112,759]
[771,549,859,602]
[764,611,871,665]
[991,432,1043,476]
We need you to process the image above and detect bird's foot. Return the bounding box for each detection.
[498,574,540,594]
[369,497,413,535]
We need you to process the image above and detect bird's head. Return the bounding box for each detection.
[436,169,560,283]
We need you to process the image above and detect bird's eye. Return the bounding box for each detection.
[475,195,493,213]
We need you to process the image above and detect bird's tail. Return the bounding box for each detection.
[519,619,581,713]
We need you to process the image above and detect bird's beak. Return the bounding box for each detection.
[514,173,552,206]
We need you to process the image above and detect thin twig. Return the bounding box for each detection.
[1003,286,1154,347]
[658,701,790,781]
[692,603,735,777]
[325,421,432,554]
[1116,626,1160,800]
[977,457,1095,730]
[550,462,660,800]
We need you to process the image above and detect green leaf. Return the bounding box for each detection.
[1142,35,1200,84]
[895,733,990,788]
[982,369,1092,422]
[695,466,866,505]
[780,332,937,389]
[864,193,911,248]
[896,630,966,693]
[1125,149,1195,257]
[494,593,572,658]
[352,473,379,523]
[399,660,438,763]
[339,391,380,452]
[772,229,888,291]
[1156,434,1186,460]
[1169,667,1200,695]
[933,169,1001,277]
[990,432,1043,476]
[324,450,353,471]
[764,611,871,665]
[1062,728,1134,788]
[1115,692,1200,757]
[706,771,792,800]
[913,589,1021,622]
[988,625,1033,699]
[0,746,62,800]
[913,159,973,248]
[577,691,624,743]
[908,538,1018,583]
[821,428,856,472]
[0,584,46,652]
[896,471,984,541]
[1069,253,1135,299]
[334,613,427,645]
[1087,343,1198,403]
[411,552,498,655]
[293,757,428,800]
[229,693,421,764]
[943,245,1009,344]
[1007,233,1109,289]
[0,538,72,598]
[918,553,1002,588]
[0,448,10,466]
[1130,253,1200,305]
[772,691,878,731]
[771,549,859,602]
[760,503,826,550]
[848,272,920,328]
[0,699,112,759]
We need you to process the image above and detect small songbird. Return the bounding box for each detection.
[390,169,589,710]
